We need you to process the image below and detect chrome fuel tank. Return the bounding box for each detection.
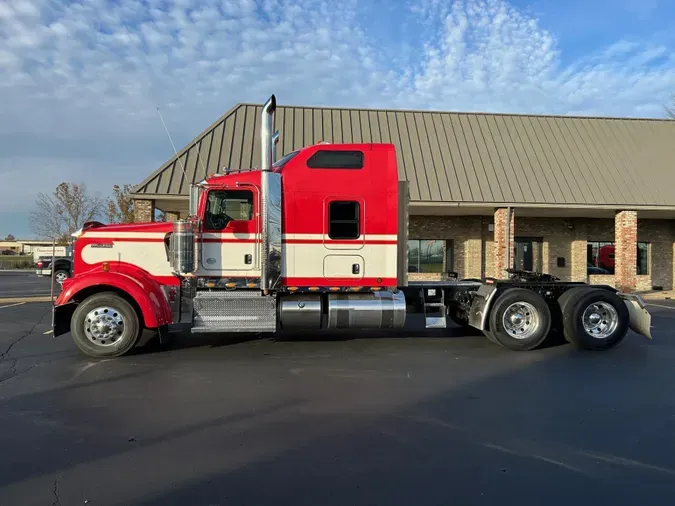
[327,291,406,329]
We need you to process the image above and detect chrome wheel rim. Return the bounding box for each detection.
[582,302,618,339]
[84,306,125,346]
[55,272,68,284]
[502,302,539,339]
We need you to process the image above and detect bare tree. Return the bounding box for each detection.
[666,94,675,119]
[155,209,168,222]
[4,234,15,241]
[30,182,104,243]
[106,184,135,224]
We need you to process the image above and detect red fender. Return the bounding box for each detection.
[55,269,173,328]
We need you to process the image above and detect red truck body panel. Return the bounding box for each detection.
[60,142,400,326]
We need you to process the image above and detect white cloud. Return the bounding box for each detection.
[1,0,675,232]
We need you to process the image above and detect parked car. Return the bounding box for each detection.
[35,256,73,284]
[587,262,610,275]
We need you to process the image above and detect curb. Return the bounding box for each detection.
[0,296,53,304]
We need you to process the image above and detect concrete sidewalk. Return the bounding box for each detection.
[640,290,675,300]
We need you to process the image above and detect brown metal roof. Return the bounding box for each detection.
[133,102,675,207]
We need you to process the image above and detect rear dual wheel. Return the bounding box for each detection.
[558,288,629,350]
[483,287,629,352]
[484,288,551,351]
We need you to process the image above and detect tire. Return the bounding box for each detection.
[54,269,69,285]
[557,287,594,343]
[482,328,500,345]
[70,292,142,358]
[488,288,551,351]
[561,289,629,350]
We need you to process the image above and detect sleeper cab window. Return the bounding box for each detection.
[307,150,364,169]
[205,189,253,230]
[328,201,360,240]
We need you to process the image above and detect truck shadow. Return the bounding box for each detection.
[132,314,570,356]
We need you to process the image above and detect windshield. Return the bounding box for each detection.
[272,150,299,169]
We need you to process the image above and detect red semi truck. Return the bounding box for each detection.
[52,95,652,358]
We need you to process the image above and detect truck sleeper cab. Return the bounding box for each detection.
[51,94,653,359]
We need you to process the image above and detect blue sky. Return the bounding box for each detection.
[2,0,675,238]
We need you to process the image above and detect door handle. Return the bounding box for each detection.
[245,254,252,264]
[352,263,360,274]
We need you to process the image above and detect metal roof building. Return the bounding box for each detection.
[132,101,675,292]
[133,102,675,214]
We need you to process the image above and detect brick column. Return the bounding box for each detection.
[493,207,515,278]
[165,212,179,222]
[614,210,637,292]
[134,199,155,223]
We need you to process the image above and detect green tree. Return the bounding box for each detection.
[106,184,135,224]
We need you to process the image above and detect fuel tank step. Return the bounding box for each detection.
[191,290,277,333]
[422,287,447,329]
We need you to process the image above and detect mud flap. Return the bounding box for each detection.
[52,302,76,337]
[619,294,652,339]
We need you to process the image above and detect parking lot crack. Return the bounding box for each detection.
[51,474,61,506]
[0,309,49,384]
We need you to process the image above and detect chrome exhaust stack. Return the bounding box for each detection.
[260,95,282,291]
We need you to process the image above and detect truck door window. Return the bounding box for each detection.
[204,190,253,230]
[328,201,360,239]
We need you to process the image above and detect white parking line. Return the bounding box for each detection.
[0,302,26,309]
[646,303,675,310]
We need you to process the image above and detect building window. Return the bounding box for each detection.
[328,201,360,239]
[637,242,649,275]
[408,239,445,273]
[204,189,253,229]
[587,241,649,275]
[307,150,364,169]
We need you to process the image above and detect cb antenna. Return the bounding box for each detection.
[156,105,187,180]
[156,105,208,180]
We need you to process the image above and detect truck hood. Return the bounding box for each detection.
[74,221,174,238]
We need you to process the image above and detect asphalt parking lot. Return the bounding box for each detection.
[0,271,55,299]
[0,299,674,506]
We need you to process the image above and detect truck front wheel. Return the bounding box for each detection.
[560,289,629,350]
[71,292,142,358]
[487,288,551,351]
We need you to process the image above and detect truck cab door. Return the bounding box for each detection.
[200,187,260,276]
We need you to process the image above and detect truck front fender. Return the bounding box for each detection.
[54,271,173,336]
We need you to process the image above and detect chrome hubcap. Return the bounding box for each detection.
[55,272,67,283]
[582,302,618,339]
[84,306,125,346]
[502,302,539,339]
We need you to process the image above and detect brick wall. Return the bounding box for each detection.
[134,199,155,223]
[614,211,637,292]
[165,212,179,222]
[409,214,675,290]
[515,218,573,280]
[408,216,482,280]
[637,219,673,291]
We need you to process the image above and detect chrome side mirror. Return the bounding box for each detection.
[189,184,200,218]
